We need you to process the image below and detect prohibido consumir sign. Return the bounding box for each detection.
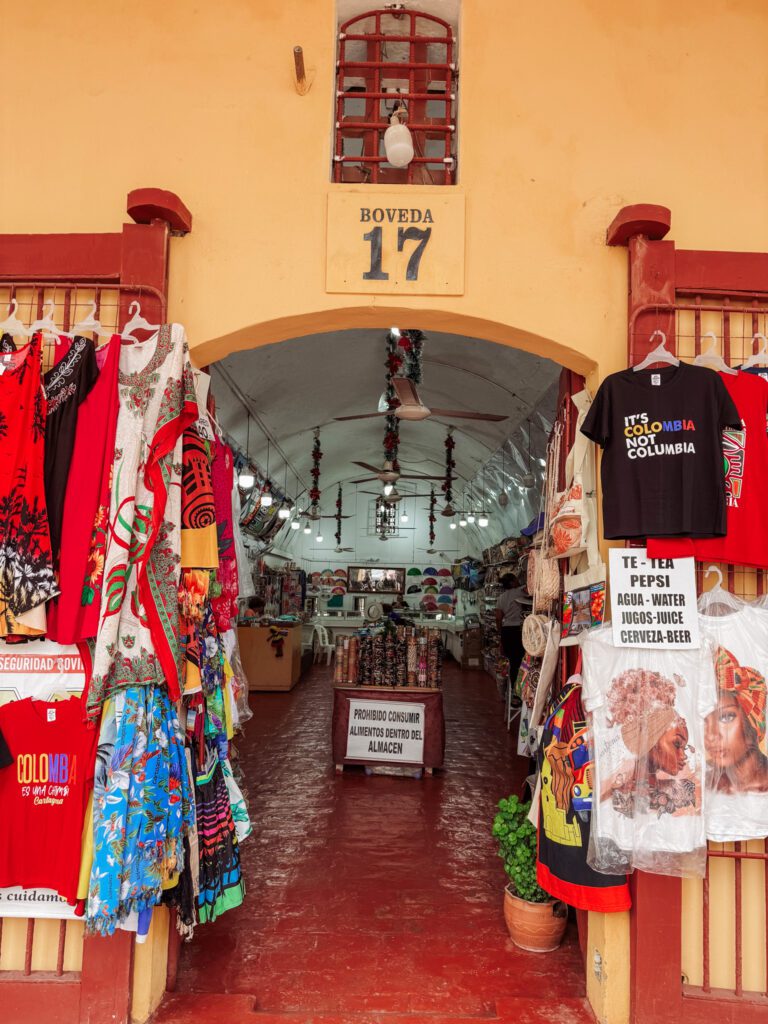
[346,699,426,764]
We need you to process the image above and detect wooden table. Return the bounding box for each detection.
[238,623,303,691]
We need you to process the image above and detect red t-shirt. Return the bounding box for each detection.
[0,696,98,902]
[648,371,768,568]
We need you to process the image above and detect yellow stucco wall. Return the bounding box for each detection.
[4,3,768,1023]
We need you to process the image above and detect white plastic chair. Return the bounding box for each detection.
[313,624,335,665]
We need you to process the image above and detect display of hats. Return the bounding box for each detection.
[331,586,346,595]
[439,585,453,595]
[407,584,422,594]
[423,576,438,586]
[423,566,438,576]
[420,596,438,611]
[407,567,422,576]
[424,585,439,595]
[311,572,321,582]
[320,569,333,579]
[334,568,347,578]
[437,568,451,577]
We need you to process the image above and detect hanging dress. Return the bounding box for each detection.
[47,335,120,644]
[0,333,58,637]
[85,324,198,718]
[43,336,99,566]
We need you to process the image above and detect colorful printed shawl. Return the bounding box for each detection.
[86,684,194,935]
[86,324,198,717]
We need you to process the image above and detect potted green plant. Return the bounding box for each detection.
[492,794,568,952]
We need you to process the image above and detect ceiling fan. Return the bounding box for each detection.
[316,544,355,553]
[337,377,508,424]
[350,459,444,485]
[418,547,459,556]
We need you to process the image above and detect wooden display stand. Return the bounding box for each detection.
[238,624,303,691]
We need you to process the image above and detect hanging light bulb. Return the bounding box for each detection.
[303,524,311,535]
[459,516,468,528]
[478,514,489,528]
[400,511,409,523]
[316,533,323,544]
[278,504,290,520]
[261,492,273,508]
[450,522,457,530]
[467,512,476,524]
[238,469,255,489]
[383,103,414,168]
[383,482,394,497]
[290,519,300,530]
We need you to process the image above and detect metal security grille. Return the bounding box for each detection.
[334,8,457,185]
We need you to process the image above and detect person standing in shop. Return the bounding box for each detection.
[495,574,529,699]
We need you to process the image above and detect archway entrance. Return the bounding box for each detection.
[157,321,596,1024]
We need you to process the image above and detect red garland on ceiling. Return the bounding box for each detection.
[442,427,456,504]
[429,487,436,546]
[309,427,323,507]
[335,484,343,546]
[383,330,402,469]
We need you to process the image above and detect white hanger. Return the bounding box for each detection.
[29,300,60,346]
[63,300,112,340]
[693,331,737,375]
[698,564,744,616]
[0,299,32,339]
[741,333,768,370]
[632,329,680,371]
[120,300,161,343]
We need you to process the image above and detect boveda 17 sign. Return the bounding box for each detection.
[326,190,465,295]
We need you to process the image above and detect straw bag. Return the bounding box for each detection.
[527,548,560,611]
[522,612,550,657]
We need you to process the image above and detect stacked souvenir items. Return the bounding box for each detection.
[336,624,443,688]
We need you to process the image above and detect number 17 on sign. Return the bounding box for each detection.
[363,226,432,281]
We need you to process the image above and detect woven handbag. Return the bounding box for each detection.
[522,612,550,657]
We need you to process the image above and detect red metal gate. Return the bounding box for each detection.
[608,203,768,1024]
[0,188,191,1024]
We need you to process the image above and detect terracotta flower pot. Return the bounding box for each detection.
[503,885,568,952]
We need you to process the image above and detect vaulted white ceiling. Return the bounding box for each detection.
[211,328,560,516]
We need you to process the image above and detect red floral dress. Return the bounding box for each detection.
[0,334,58,636]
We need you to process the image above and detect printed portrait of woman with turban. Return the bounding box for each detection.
[705,646,768,793]
[600,668,697,818]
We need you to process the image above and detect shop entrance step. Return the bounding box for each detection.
[152,992,594,1024]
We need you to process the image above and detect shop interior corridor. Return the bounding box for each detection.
[155,663,593,1024]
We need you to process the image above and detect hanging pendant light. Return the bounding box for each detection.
[238,413,255,489]
[278,460,291,518]
[498,446,509,507]
[450,522,457,530]
[260,438,273,507]
[521,420,535,489]
[303,523,311,535]
[290,519,300,530]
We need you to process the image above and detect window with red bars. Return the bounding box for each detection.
[334,7,458,185]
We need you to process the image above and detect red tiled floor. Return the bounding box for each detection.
[154,661,593,1023]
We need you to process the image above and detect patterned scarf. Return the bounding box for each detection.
[715,645,767,743]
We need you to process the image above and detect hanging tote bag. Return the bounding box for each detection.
[560,555,607,646]
[523,422,562,648]
[547,391,599,562]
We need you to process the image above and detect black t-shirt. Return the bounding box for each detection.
[581,363,741,540]
[44,336,99,565]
